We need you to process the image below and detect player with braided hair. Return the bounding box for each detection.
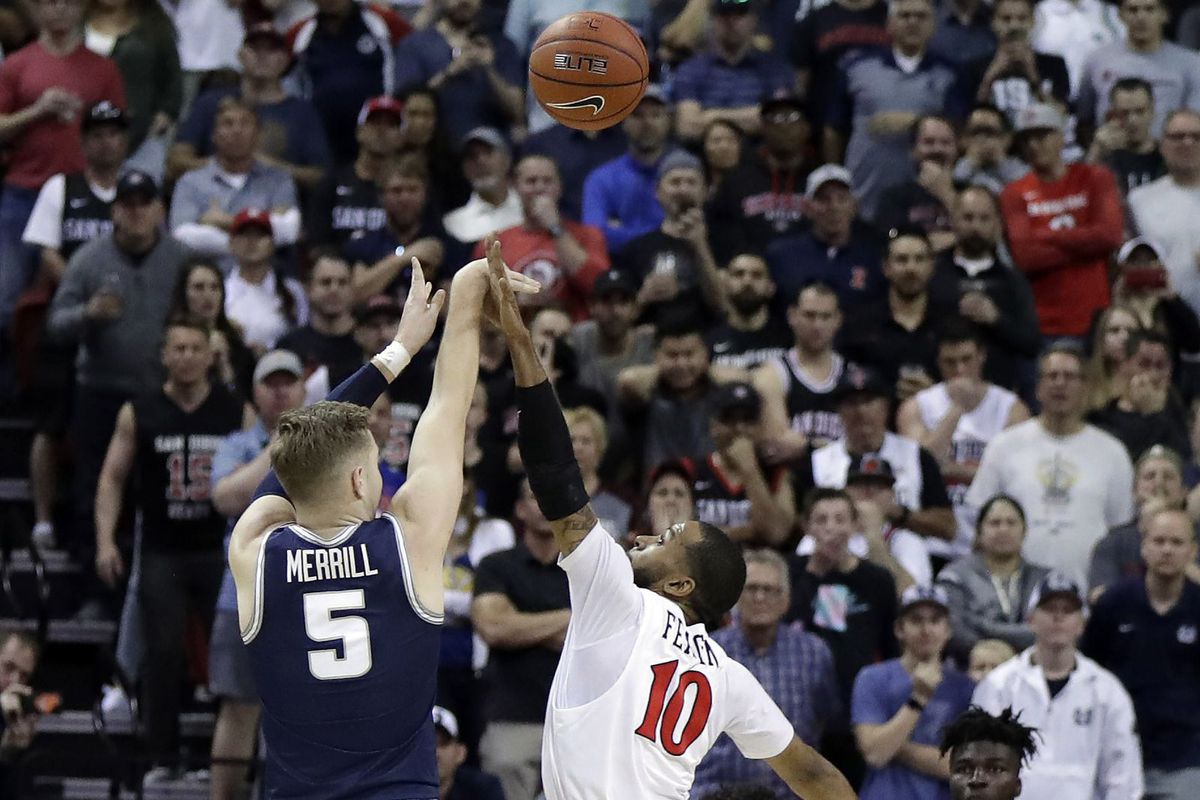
[940,706,1038,800]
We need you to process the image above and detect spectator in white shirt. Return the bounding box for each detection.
[972,572,1144,800]
[966,346,1135,585]
[223,209,307,354]
[442,127,522,248]
[1031,0,1124,97]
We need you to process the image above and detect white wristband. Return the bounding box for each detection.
[377,342,412,377]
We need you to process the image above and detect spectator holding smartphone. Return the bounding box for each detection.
[1110,238,1200,376]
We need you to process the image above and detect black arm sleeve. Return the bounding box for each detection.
[516,380,589,521]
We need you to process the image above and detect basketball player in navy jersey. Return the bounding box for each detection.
[227,243,538,799]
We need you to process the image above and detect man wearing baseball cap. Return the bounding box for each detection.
[852,584,974,800]
[974,572,1143,800]
[169,23,330,191]
[763,164,886,312]
[708,91,813,263]
[206,348,306,799]
[1000,101,1124,342]
[443,127,522,246]
[692,381,795,546]
[431,706,504,800]
[567,268,655,415]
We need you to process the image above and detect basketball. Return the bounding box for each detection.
[528,12,650,131]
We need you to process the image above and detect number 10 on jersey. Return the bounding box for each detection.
[634,660,713,755]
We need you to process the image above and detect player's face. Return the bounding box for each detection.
[738,561,789,628]
[937,341,984,382]
[806,498,855,561]
[162,327,214,385]
[1029,597,1084,649]
[949,741,1022,800]
[788,289,840,352]
[1141,513,1197,579]
[897,605,951,661]
[630,521,700,590]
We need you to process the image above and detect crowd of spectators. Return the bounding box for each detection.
[0,0,1199,797]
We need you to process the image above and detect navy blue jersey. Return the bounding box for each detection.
[244,513,442,799]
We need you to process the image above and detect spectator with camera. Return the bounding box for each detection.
[0,630,39,790]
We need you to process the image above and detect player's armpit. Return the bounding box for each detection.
[549,505,599,557]
[764,736,857,800]
[229,495,295,634]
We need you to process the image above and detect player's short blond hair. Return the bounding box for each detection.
[563,407,608,455]
[272,401,373,500]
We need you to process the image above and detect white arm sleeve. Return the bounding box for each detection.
[22,174,65,250]
[557,523,643,648]
[724,659,795,760]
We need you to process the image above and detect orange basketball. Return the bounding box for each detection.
[529,12,650,131]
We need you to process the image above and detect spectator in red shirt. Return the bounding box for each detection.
[1000,103,1124,343]
[0,0,125,333]
[473,155,608,321]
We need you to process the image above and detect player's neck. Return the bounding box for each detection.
[295,503,372,538]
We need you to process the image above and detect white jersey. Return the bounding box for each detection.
[915,383,1017,558]
[542,525,794,800]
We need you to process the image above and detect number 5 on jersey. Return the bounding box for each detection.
[303,590,373,680]
[634,660,713,755]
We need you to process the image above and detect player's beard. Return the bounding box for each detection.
[630,555,661,590]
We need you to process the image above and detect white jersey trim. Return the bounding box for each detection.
[784,349,844,393]
[384,512,445,626]
[240,530,273,644]
[288,522,358,547]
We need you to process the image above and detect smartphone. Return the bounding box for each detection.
[1123,266,1167,292]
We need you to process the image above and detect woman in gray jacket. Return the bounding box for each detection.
[937,494,1051,665]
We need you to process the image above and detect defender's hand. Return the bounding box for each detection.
[483,237,539,339]
[394,259,446,355]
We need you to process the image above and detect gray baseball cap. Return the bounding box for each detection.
[253,350,303,383]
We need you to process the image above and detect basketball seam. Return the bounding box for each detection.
[527,69,647,88]
[530,38,648,77]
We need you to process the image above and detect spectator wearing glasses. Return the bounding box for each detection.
[966,347,1135,586]
[692,549,841,798]
[1077,0,1200,142]
[1085,78,1166,196]
[952,105,1028,196]
[1128,110,1200,318]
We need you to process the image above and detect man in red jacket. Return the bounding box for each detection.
[1000,103,1123,343]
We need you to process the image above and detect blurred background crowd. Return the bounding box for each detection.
[0,0,1198,796]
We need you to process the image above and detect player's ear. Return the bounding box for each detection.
[350,464,365,499]
[661,575,695,602]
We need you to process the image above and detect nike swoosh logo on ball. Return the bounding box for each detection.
[546,95,606,115]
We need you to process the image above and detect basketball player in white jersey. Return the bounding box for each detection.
[896,319,1029,558]
[483,252,856,800]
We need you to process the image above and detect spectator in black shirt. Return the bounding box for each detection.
[471,479,571,800]
[959,0,1070,125]
[707,251,791,370]
[789,0,890,130]
[929,186,1042,394]
[787,486,898,788]
[307,96,404,247]
[1091,330,1192,461]
[618,151,721,324]
[1085,78,1166,197]
[343,158,449,302]
[276,248,360,384]
[876,115,960,253]
[842,228,953,400]
[708,93,813,263]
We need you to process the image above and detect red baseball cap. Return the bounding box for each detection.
[357,95,405,127]
[230,208,273,235]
